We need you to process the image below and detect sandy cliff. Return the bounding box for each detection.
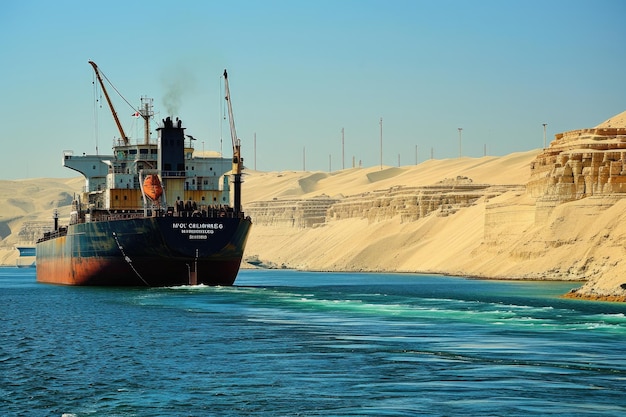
[241,111,626,301]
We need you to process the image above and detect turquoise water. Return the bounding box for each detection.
[1,268,625,416]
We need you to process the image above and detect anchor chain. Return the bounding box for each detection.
[112,232,150,286]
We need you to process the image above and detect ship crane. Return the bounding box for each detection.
[89,61,129,145]
[223,69,243,215]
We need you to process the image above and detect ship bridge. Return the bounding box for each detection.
[63,151,111,192]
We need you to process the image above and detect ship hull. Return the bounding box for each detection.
[36,216,252,286]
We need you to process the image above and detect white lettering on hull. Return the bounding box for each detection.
[172,223,224,230]
[172,222,224,240]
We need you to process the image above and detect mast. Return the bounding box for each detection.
[223,69,243,215]
[140,96,154,145]
[88,61,129,145]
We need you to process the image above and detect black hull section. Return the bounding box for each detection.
[36,216,252,286]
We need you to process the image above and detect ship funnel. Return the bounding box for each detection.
[157,116,185,175]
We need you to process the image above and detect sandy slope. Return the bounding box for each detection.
[241,153,538,276]
[0,177,83,264]
[242,149,626,301]
[243,150,535,202]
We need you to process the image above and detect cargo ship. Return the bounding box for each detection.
[15,246,36,268]
[36,63,252,286]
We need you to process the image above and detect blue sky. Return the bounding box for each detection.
[1,0,624,178]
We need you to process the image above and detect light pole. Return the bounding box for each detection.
[341,127,345,170]
[543,123,548,149]
[458,128,463,158]
[379,117,383,170]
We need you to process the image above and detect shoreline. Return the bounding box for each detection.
[243,262,587,282]
[563,290,626,303]
[247,264,621,301]
[7,262,615,301]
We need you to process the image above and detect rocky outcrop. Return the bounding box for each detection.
[526,111,626,300]
[528,127,626,203]
[246,176,523,228]
[327,178,521,224]
[246,195,339,228]
[16,221,54,243]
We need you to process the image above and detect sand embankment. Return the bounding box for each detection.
[0,177,83,265]
[242,149,626,301]
[1,149,624,301]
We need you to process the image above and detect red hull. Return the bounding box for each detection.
[36,255,243,286]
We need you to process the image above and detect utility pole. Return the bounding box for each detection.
[379,117,383,170]
[341,127,345,170]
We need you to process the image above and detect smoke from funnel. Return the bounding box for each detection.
[161,67,196,116]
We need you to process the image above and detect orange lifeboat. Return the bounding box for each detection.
[143,174,163,201]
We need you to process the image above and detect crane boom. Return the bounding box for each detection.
[223,69,241,173]
[223,69,243,214]
[89,61,129,145]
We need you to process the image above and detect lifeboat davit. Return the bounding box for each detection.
[143,174,163,201]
